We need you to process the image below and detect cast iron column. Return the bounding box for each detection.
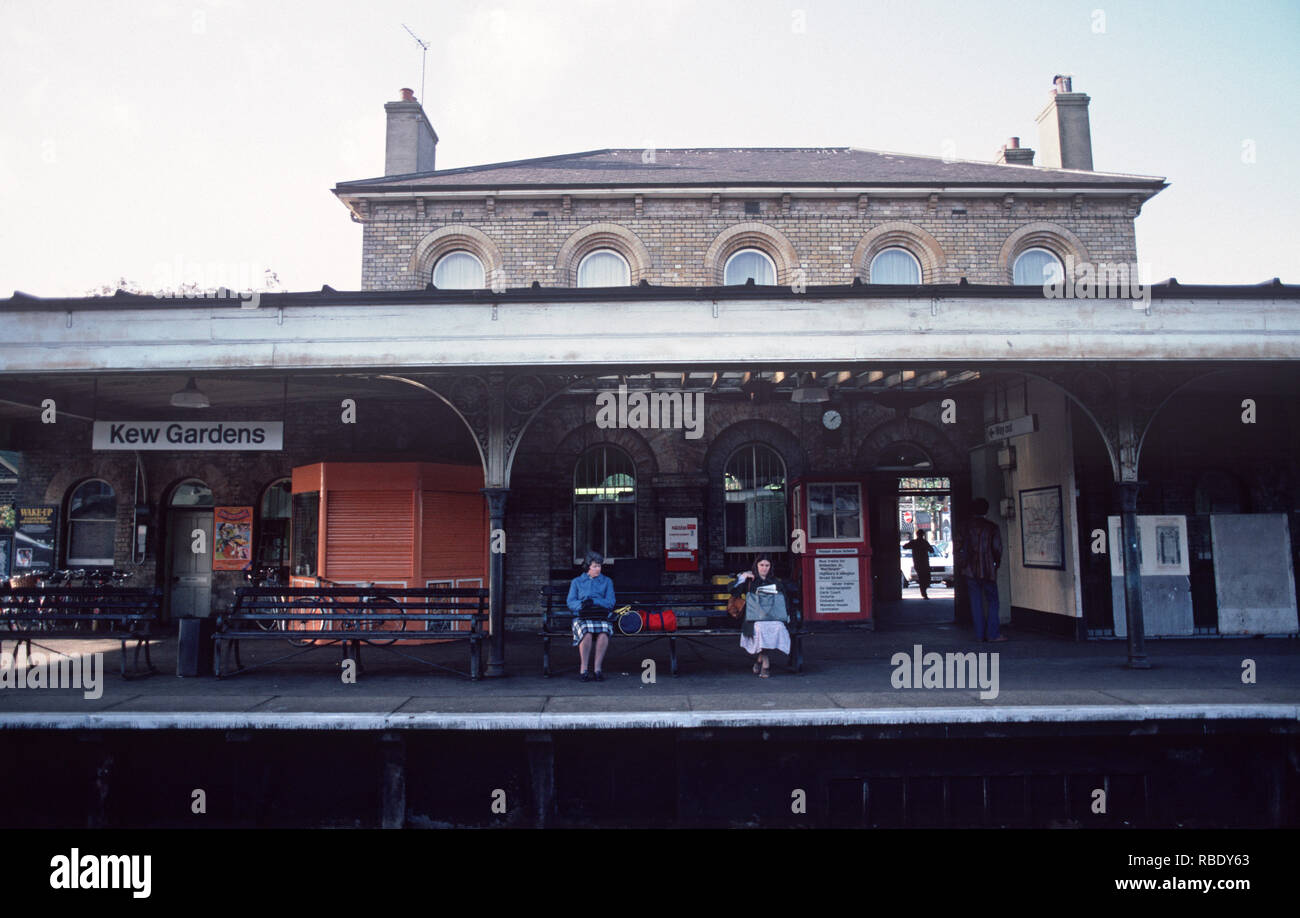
[482,486,509,677]
[1116,480,1149,669]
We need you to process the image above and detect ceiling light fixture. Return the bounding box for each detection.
[170,377,210,408]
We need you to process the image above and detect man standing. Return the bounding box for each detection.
[901,529,934,599]
[956,498,1006,642]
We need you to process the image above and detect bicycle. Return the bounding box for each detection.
[304,577,406,646]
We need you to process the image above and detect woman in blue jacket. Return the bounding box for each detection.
[567,551,615,681]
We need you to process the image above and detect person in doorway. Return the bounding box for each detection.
[902,529,934,599]
[567,551,616,681]
[955,498,1006,642]
[730,554,792,678]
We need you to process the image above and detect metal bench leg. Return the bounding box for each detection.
[470,637,481,681]
[542,636,551,677]
[670,636,679,676]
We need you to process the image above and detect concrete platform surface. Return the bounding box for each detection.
[1,618,1297,728]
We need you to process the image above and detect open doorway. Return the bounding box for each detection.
[898,478,954,602]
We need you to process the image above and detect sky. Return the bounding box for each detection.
[2,0,1298,297]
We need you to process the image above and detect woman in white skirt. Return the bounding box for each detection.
[730,554,791,678]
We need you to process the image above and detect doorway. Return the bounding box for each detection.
[166,479,215,619]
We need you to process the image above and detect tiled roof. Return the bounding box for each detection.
[335,147,1166,192]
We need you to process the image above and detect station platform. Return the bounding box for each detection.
[3,600,1296,731]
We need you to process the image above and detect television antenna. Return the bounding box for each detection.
[401,24,429,104]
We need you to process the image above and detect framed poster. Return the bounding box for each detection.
[1019,486,1065,570]
[0,535,10,580]
[13,505,59,572]
[213,506,254,570]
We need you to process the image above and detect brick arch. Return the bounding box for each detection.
[408,225,505,285]
[704,222,801,285]
[555,223,653,286]
[854,416,965,474]
[45,467,133,566]
[998,222,1091,282]
[852,222,947,283]
[44,466,128,505]
[549,424,659,565]
[550,423,660,482]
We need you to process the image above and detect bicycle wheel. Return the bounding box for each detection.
[256,592,285,632]
[359,596,405,645]
[285,597,321,646]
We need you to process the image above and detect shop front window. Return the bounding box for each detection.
[258,478,292,569]
[808,483,862,541]
[573,446,636,562]
[291,491,319,577]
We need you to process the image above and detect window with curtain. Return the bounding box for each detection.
[577,249,631,287]
[724,445,786,552]
[573,446,636,562]
[1013,247,1064,285]
[433,251,486,289]
[724,249,776,285]
[67,479,116,567]
[870,247,921,284]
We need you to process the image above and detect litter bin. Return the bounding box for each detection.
[177,616,216,677]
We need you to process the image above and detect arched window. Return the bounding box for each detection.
[1013,247,1064,285]
[573,446,637,562]
[433,251,486,289]
[577,249,631,287]
[870,247,922,284]
[724,249,776,285]
[67,479,116,567]
[170,479,214,507]
[724,445,786,552]
[257,478,292,569]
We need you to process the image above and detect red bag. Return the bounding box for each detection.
[643,608,677,632]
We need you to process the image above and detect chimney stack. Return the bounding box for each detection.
[995,136,1035,166]
[1036,74,1093,170]
[384,88,438,176]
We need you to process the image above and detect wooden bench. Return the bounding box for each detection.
[0,585,163,679]
[215,585,489,680]
[539,582,805,676]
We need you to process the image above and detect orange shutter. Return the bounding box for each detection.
[325,490,414,580]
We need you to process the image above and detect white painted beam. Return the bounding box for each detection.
[1,294,1298,375]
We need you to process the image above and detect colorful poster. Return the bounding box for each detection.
[13,505,58,572]
[213,506,253,570]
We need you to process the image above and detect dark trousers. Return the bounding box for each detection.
[965,577,1000,640]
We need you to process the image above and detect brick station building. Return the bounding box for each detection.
[2,77,1298,675]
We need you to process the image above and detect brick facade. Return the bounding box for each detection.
[360,195,1140,291]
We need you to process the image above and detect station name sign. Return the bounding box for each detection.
[92,421,283,451]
